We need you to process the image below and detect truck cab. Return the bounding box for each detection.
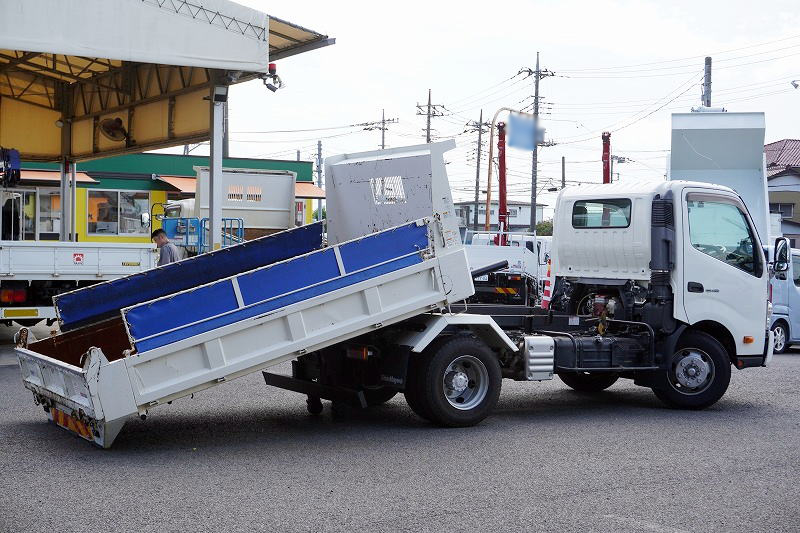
[546,179,775,407]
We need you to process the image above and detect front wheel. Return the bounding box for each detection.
[558,372,619,392]
[406,336,502,427]
[652,331,731,409]
[771,322,789,354]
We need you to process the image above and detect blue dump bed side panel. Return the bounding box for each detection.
[55,222,325,331]
[124,223,429,353]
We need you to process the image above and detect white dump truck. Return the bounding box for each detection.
[14,142,782,448]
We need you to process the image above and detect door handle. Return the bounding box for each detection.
[687,282,704,293]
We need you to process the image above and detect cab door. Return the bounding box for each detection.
[681,188,768,356]
[788,253,800,342]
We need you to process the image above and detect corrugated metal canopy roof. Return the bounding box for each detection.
[0,1,333,161]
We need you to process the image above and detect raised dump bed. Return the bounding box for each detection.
[15,141,475,448]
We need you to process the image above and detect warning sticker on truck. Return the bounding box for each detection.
[72,253,84,265]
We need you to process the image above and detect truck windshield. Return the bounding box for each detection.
[687,195,759,276]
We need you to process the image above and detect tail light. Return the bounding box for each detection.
[1,288,27,303]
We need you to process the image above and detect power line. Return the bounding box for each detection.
[558,33,800,72]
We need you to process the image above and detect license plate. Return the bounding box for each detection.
[50,408,94,442]
[475,274,489,282]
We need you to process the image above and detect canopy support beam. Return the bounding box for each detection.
[208,85,225,251]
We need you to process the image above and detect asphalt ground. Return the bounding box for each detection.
[0,323,798,533]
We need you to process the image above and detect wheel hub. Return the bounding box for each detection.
[442,355,490,410]
[446,371,469,393]
[675,352,710,389]
[774,326,786,351]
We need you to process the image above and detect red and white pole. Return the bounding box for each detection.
[602,131,611,184]
[496,122,509,246]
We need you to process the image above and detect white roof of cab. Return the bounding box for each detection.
[558,180,737,200]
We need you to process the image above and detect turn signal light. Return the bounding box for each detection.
[743,336,755,344]
[346,346,374,360]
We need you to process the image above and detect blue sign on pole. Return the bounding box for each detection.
[507,113,544,151]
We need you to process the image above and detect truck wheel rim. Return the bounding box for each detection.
[774,326,786,352]
[669,349,714,395]
[442,355,489,410]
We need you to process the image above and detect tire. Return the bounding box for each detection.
[652,330,731,410]
[558,372,619,392]
[404,350,434,421]
[771,322,789,354]
[408,335,502,427]
[362,387,397,406]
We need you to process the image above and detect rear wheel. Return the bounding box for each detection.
[652,331,731,409]
[406,336,501,427]
[558,372,619,392]
[771,322,789,354]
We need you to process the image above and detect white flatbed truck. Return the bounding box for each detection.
[0,241,155,325]
[13,142,782,448]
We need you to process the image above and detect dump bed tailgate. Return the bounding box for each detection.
[16,337,137,447]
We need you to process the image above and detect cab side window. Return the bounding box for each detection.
[687,195,759,276]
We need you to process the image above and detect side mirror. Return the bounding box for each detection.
[140,212,151,227]
[774,237,790,272]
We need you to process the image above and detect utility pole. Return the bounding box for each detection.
[316,140,323,221]
[703,56,712,107]
[416,89,445,143]
[375,109,398,149]
[521,52,555,232]
[296,149,300,161]
[467,110,488,231]
[602,132,611,184]
[363,111,397,149]
[561,156,565,189]
[426,90,431,143]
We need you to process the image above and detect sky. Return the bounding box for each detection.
[168,0,800,219]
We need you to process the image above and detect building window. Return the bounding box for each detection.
[770,203,794,219]
[88,190,150,235]
[38,190,60,240]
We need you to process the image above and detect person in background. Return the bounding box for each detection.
[151,228,181,266]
